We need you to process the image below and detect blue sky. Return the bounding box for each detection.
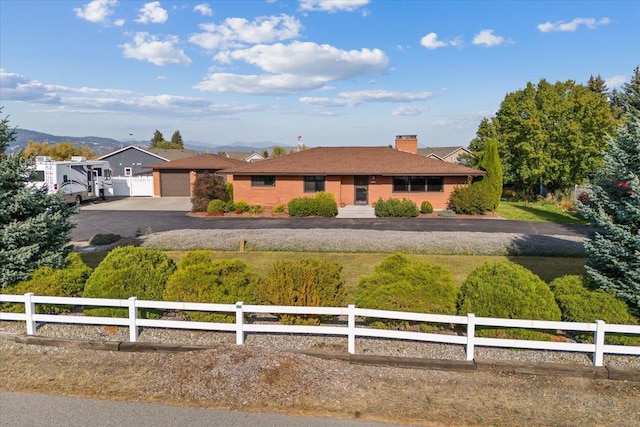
[1,1,638,149]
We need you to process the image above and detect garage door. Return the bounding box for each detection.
[160,171,190,196]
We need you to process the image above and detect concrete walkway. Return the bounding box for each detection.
[336,205,376,218]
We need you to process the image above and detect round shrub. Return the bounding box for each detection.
[420,200,433,214]
[458,261,561,340]
[314,192,339,217]
[448,183,494,215]
[89,233,121,246]
[207,199,226,214]
[259,258,346,325]
[2,253,92,314]
[233,200,250,212]
[287,192,338,217]
[374,197,419,217]
[83,246,176,318]
[550,275,639,345]
[163,256,258,323]
[274,204,285,213]
[355,253,458,330]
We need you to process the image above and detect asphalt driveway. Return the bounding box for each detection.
[71,197,595,242]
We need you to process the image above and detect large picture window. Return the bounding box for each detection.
[304,176,325,192]
[393,176,444,192]
[251,175,276,187]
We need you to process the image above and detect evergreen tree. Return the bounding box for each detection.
[0,109,76,288]
[587,74,608,95]
[170,130,184,149]
[149,130,165,148]
[579,68,640,312]
[610,66,640,124]
[477,137,503,210]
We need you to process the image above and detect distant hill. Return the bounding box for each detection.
[6,128,294,156]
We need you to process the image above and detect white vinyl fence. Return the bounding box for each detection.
[110,176,154,197]
[1,293,639,367]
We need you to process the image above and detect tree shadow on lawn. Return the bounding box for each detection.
[506,234,586,283]
[507,204,587,225]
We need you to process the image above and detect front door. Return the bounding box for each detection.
[354,176,368,205]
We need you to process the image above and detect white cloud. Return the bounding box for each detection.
[74,0,117,23]
[121,33,192,66]
[196,41,388,94]
[472,29,507,47]
[605,75,627,89]
[135,1,168,24]
[189,14,302,50]
[300,90,431,107]
[392,105,427,116]
[298,0,369,13]
[537,17,610,33]
[194,3,213,16]
[420,32,448,50]
[114,19,125,27]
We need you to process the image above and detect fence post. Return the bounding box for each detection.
[593,320,605,366]
[128,297,138,342]
[24,292,36,335]
[466,313,475,361]
[236,302,244,345]
[347,304,356,354]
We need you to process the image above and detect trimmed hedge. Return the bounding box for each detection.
[2,253,92,314]
[259,258,346,324]
[163,255,258,323]
[374,197,419,217]
[458,261,561,340]
[83,246,176,318]
[287,192,338,217]
[355,253,458,331]
[550,275,639,345]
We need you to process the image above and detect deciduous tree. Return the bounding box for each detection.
[21,141,96,160]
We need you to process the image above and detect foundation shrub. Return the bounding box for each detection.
[274,204,285,213]
[420,200,433,214]
[458,261,561,340]
[191,173,229,212]
[355,253,458,330]
[259,258,346,325]
[287,192,338,217]
[206,199,226,214]
[550,275,639,345]
[448,184,494,215]
[374,197,419,217]
[163,256,258,323]
[251,204,263,214]
[233,200,250,212]
[83,246,176,318]
[2,253,92,314]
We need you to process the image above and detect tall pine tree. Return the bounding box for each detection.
[0,109,76,288]
[579,68,640,312]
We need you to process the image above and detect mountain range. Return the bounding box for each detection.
[6,128,293,156]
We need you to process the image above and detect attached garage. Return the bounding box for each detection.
[159,170,190,196]
[146,154,246,197]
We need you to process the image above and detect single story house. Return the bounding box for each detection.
[98,145,198,177]
[146,153,245,197]
[222,151,265,162]
[417,146,474,165]
[220,135,484,210]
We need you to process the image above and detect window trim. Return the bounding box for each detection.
[124,167,132,177]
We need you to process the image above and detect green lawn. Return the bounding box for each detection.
[496,200,588,225]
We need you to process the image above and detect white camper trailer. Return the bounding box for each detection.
[33,156,113,205]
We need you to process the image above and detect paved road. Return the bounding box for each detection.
[0,391,411,427]
[71,197,595,241]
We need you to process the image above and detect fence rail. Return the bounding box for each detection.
[1,293,639,367]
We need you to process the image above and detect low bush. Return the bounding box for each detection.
[374,197,419,217]
[288,192,338,217]
[274,204,285,213]
[233,200,250,212]
[259,258,346,325]
[2,253,92,314]
[206,199,227,214]
[251,204,263,214]
[448,184,493,215]
[438,209,456,218]
[355,253,458,330]
[89,233,121,246]
[550,275,639,345]
[420,200,433,214]
[83,246,176,318]
[458,261,561,340]
[163,255,258,323]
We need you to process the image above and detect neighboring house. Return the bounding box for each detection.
[98,145,198,177]
[220,135,484,210]
[222,151,265,162]
[146,153,245,197]
[417,146,474,165]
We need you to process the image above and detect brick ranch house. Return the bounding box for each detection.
[219,135,485,210]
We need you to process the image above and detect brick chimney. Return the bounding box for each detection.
[395,135,418,154]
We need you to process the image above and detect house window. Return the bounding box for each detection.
[393,176,444,192]
[124,167,132,177]
[304,176,325,192]
[251,175,276,187]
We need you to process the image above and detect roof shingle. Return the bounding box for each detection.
[146,153,246,170]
